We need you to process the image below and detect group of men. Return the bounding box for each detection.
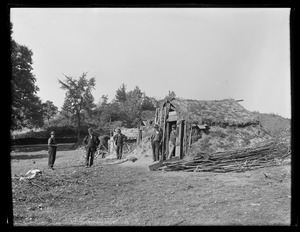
[47,127,127,169]
[47,123,176,169]
[150,123,177,162]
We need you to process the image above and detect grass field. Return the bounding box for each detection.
[11,148,291,226]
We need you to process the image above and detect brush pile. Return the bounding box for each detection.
[158,140,290,173]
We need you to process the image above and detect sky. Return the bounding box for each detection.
[10,8,291,118]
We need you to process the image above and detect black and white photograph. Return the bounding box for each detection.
[9,7,292,226]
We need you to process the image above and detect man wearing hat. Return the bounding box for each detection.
[113,128,127,159]
[167,124,177,159]
[48,131,57,170]
[84,128,100,167]
[150,124,162,162]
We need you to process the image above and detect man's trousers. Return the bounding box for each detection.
[86,147,96,167]
[48,147,57,168]
[116,144,123,159]
[151,141,160,161]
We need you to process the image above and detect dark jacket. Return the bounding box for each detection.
[84,134,100,148]
[48,137,57,149]
[150,129,162,143]
[113,133,127,146]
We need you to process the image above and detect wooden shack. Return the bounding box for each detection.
[154,98,262,160]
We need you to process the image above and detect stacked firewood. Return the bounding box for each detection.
[158,141,290,173]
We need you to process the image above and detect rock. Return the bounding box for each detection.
[127,156,138,162]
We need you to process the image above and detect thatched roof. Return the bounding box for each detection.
[167,98,259,127]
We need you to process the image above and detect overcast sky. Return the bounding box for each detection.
[10,8,291,118]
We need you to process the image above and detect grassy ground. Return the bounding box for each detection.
[11,148,291,226]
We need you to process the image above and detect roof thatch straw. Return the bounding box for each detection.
[169,98,259,127]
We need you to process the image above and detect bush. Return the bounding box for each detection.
[12,125,93,139]
[11,137,78,146]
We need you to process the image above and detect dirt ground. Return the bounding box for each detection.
[10,148,291,226]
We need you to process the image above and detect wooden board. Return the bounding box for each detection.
[180,120,185,159]
[175,122,181,157]
[148,161,163,171]
[166,122,170,158]
[167,114,177,122]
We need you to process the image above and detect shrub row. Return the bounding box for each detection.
[11,137,78,146]
[13,125,92,139]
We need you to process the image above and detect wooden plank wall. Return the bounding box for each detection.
[179,120,185,159]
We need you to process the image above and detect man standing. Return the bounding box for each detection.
[84,128,100,168]
[151,124,162,162]
[113,128,127,159]
[48,131,57,170]
[167,124,177,160]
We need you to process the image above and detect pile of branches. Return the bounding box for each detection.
[158,141,290,173]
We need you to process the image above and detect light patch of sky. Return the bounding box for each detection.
[10,8,291,118]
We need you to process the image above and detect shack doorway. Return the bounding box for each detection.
[167,121,177,158]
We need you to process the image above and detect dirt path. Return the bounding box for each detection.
[11,149,291,226]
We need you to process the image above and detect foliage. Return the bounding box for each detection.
[10,23,44,130]
[140,96,156,111]
[59,98,74,126]
[58,72,96,140]
[115,83,127,103]
[119,86,143,127]
[42,100,58,126]
[165,90,176,101]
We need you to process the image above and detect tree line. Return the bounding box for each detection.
[10,23,176,140]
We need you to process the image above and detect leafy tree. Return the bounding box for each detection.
[11,23,44,130]
[141,95,156,111]
[120,86,143,127]
[60,97,74,126]
[165,90,176,101]
[101,95,109,105]
[58,72,96,141]
[115,83,127,103]
[42,100,58,126]
[96,94,109,107]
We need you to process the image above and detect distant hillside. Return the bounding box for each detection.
[252,112,291,146]
[252,112,290,134]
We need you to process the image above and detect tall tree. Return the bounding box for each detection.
[60,97,74,126]
[141,95,156,111]
[101,95,108,105]
[165,90,176,101]
[10,23,44,130]
[121,86,143,127]
[42,100,58,126]
[115,83,127,103]
[58,72,96,141]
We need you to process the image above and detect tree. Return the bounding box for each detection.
[60,97,74,126]
[141,95,156,111]
[11,23,44,130]
[115,83,127,103]
[120,86,143,127]
[42,100,58,126]
[97,95,108,107]
[58,72,96,141]
[165,90,176,101]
